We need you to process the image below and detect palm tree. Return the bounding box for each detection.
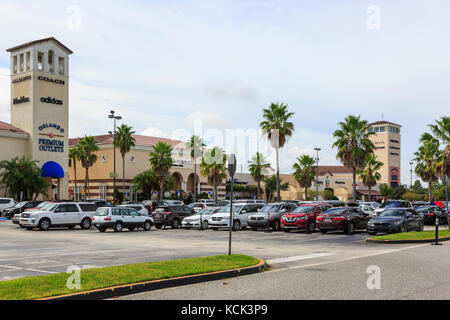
[415,133,440,202]
[428,116,450,177]
[186,135,206,202]
[292,154,316,201]
[0,156,49,200]
[248,152,270,200]
[200,147,228,205]
[69,145,82,200]
[260,102,295,202]
[132,170,159,200]
[358,154,383,201]
[77,136,99,199]
[379,183,392,201]
[149,141,173,200]
[114,124,136,198]
[333,115,375,201]
[263,175,290,203]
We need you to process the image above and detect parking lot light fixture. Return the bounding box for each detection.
[227,154,237,256]
[109,110,122,205]
[314,148,322,201]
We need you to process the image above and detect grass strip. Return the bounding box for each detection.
[0,254,260,300]
[370,229,450,241]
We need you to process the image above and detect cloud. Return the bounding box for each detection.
[140,127,167,139]
[202,79,259,101]
[184,111,233,130]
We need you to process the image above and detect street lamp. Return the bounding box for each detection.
[314,148,321,201]
[227,154,237,256]
[109,110,122,205]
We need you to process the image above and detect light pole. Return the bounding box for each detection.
[109,110,122,205]
[227,154,237,256]
[314,148,321,201]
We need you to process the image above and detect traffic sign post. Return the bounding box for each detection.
[227,154,237,256]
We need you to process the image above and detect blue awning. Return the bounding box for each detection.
[42,161,64,178]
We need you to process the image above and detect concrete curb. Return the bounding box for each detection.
[39,259,266,300]
[366,236,450,244]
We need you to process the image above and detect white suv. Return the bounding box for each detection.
[93,207,154,232]
[209,203,265,231]
[118,204,149,216]
[20,202,98,231]
[0,198,15,214]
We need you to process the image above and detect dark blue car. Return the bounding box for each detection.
[367,208,423,235]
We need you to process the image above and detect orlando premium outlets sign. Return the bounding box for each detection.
[38,123,65,153]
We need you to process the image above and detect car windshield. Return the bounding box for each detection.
[380,202,407,209]
[14,201,27,208]
[96,208,109,216]
[323,208,347,215]
[260,205,281,213]
[292,206,315,213]
[219,205,243,214]
[361,206,373,211]
[380,209,406,217]
[44,203,59,211]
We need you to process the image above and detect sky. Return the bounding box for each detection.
[0,0,449,184]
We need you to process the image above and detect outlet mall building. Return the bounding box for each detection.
[0,38,401,202]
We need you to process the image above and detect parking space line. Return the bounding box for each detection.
[267,253,333,264]
[25,268,56,274]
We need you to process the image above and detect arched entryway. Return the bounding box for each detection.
[42,161,64,200]
[171,172,183,192]
[334,187,349,202]
[186,173,200,194]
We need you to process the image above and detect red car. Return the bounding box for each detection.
[281,204,332,233]
[316,207,371,234]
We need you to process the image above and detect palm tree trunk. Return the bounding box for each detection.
[257,180,261,200]
[73,160,77,200]
[122,154,125,200]
[352,167,357,201]
[428,182,432,202]
[368,186,372,202]
[276,146,281,202]
[85,167,89,199]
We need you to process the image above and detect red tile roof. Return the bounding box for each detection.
[368,121,401,127]
[69,134,187,149]
[318,166,353,175]
[6,37,73,54]
[0,121,27,135]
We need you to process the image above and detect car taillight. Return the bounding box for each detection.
[317,216,324,221]
[427,213,435,216]
[333,217,345,221]
[166,211,172,215]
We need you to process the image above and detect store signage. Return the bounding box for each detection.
[12,76,31,84]
[38,76,65,85]
[40,97,63,105]
[38,138,64,153]
[13,96,30,104]
[38,123,65,134]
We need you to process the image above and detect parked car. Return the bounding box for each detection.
[86,199,112,208]
[3,201,43,219]
[316,207,371,234]
[234,199,266,205]
[415,206,447,225]
[0,198,16,215]
[118,204,149,216]
[12,201,54,225]
[412,201,428,209]
[359,204,376,217]
[321,200,346,207]
[189,202,215,212]
[281,203,332,233]
[143,200,170,212]
[373,200,413,216]
[359,202,381,209]
[181,207,221,229]
[248,203,298,231]
[367,208,424,235]
[209,203,265,231]
[19,202,98,231]
[93,207,154,232]
[152,205,196,229]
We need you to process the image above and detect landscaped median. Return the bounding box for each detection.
[367,229,450,244]
[0,254,264,300]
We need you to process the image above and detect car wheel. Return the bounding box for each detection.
[320,229,328,234]
[114,222,123,232]
[81,218,92,230]
[306,222,316,234]
[155,224,163,229]
[38,218,51,231]
[171,219,180,229]
[143,220,152,231]
[232,220,241,231]
[98,227,107,233]
[272,220,281,231]
[202,220,209,229]
[346,223,354,235]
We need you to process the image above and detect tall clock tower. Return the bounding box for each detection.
[7,38,73,200]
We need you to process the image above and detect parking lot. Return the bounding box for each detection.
[1,219,445,281]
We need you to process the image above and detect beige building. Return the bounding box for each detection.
[0,38,72,200]
[68,135,226,201]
